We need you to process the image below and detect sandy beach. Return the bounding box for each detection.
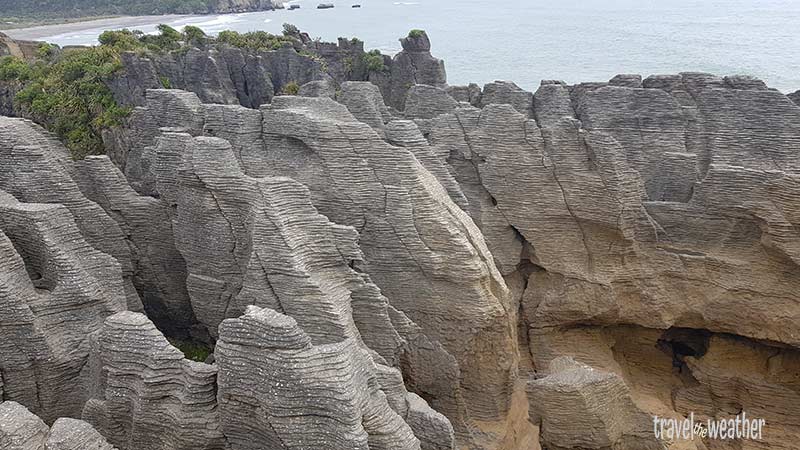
[1,14,196,41]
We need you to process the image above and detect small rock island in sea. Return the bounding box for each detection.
[0,25,799,450]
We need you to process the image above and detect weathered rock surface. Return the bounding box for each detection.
[108,46,327,109]
[479,81,533,116]
[528,358,659,450]
[374,31,447,110]
[0,118,141,310]
[258,96,517,445]
[0,402,48,450]
[82,312,225,450]
[217,306,421,450]
[789,89,800,105]
[72,156,197,338]
[0,193,126,423]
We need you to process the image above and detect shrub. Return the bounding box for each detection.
[0,56,33,82]
[281,81,300,95]
[217,30,294,51]
[408,29,425,38]
[363,49,386,72]
[98,29,144,51]
[282,23,300,36]
[13,46,130,159]
[182,25,207,47]
[168,338,213,362]
[159,76,172,88]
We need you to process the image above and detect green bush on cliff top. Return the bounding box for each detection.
[13,46,130,159]
[2,25,300,159]
[408,29,426,38]
[363,49,387,73]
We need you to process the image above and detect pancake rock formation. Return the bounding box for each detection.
[2,30,800,450]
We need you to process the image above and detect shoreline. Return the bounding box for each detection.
[1,14,198,41]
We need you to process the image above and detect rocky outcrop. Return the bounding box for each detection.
[527,358,659,450]
[373,31,447,110]
[0,118,141,310]
[0,192,126,423]
[217,306,421,450]
[479,81,533,116]
[0,402,48,450]
[258,96,517,445]
[72,156,197,339]
[82,312,224,450]
[789,89,800,105]
[108,46,327,109]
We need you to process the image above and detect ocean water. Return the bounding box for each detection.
[28,0,800,92]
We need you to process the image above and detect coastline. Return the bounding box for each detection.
[1,14,197,41]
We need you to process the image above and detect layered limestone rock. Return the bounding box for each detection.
[374,31,447,110]
[82,311,225,450]
[789,89,800,105]
[0,402,48,450]
[0,401,132,450]
[0,118,141,309]
[258,96,518,445]
[72,156,197,338]
[424,73,800,448]
[338,81,394,137]
[217,306,421,450]
[108,46,327,109]
[0,193,126,423]
[527,358,660,450]
[479,81,533,116]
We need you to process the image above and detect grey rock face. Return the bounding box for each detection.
[0,402,116,450]
[108,45,328,110]
[217,306,420,450]
[375,31,447,110]
[427,73,800,447]
[46,418,116,450]
[789,89,800,105]
[258,96,517,443]
[299,79,337,98]
[338,81,393,137]
[72,156,197,338]
[0,118,141,310]
[82,312,224,450]
[479,81,533,116]
[446,84,482,106]
[0,194,126,423]
[0,402,48,450]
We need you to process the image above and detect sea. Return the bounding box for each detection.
[12,0,800,93]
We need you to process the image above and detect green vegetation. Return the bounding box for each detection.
[217,30,296,51]
[168,338,213,363]
[281,81,300,95]
[408,29,426,38]
[0,25,306,159]
[363,50,387,72]
[2,47,129,159]
[282,23,300,37]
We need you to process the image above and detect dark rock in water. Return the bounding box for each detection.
[353,3,361,7]
[289,3,300,9]
[318,2,335,8]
